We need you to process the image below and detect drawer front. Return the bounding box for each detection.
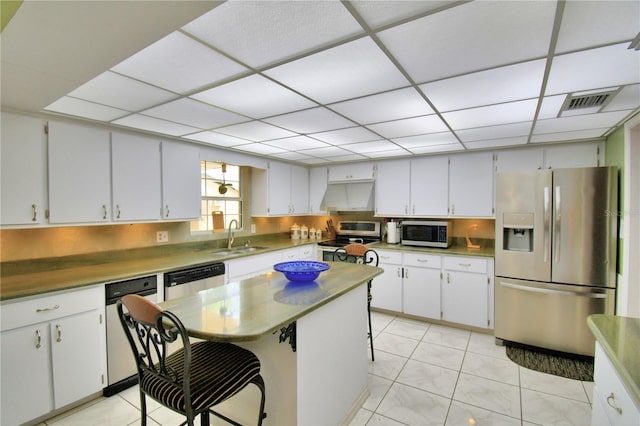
[377,250,402,265]
[403,253,441,269]
[443,256,487,274]
[1,285,103,332]
[298,245,316,259]
[594,342,640,425]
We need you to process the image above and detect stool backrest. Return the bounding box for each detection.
[333,243,379,266]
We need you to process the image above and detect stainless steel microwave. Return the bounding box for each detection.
[401,221,452,248]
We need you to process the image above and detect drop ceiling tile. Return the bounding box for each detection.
[309,126,381,145]
[545,43,640,96]
[530,128,611,143]
[325,154,369,162]
[111,31,249,94]
[464,136,529,150]
[330,87,433,124]
[419,60,546,112]
[605,85,640,112]
[391,131,459,149]
[298,145,353,158]
[264,37,409,104]
[183,131,250,147]
[182,1,363,68]
[298,157,330,165]
[263,107,354,134]
[141,98,248,129]
[456,122,532,143]
[409,143,464,155]
[443,99,538,130]
[214,121,297,142]
[112,114,199,136]
[264,136,329,151]
[191,74,316,119]
[271,151,316,162]
[364,149,412,159]
[533,110,631,135]
[69,71,177,111]
[232,143,287,155]
[342,140,399,154]
[367,114,449,138]
[350,0,458,30]
[538,95,567,119]
[44,96,129,121]
[555,1,640,54]
[377,1,555,83]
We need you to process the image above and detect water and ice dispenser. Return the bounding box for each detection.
[502,213,534,252]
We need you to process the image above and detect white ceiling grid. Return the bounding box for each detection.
[41,0,640,165]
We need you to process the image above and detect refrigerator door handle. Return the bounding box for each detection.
[543,186,551,262]
[499,282,608,298]
[554,186,561,263]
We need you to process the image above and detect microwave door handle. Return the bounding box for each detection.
[543,186,550,263]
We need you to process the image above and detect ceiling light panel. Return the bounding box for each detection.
[215,121,297,142]
[111,32,249,94]
[410,143,464,155]
[232,143,287,155]
[367,114,449,139]
[533,110,631,135]
[68,71,177,111]
[464,137,529,150]
[377,1,556,83]
[456,122,532,143]
[545,43,640,96]
[392,132,460,149]
[342,140,400,154]
[309,126,381,145]
[182,1,363,68]
[555,0,640,54]
[271,151,316,161]
[419,60,546,112]
[184,131,249,147]
[443,99,539,130]
[44,97,128,121]
[298,145,354,158]
[112,114,199,136]
[141,98,247,129]
[191,74,316,119]
[264,107,355,134]
[531,128,611,143]
[264,136,330,151]
[330,87,434,124]
[604,84,640,112]
[364,148,412,159]
[325,154,369,162]
[264,37,409,104]
[350,0,458,30]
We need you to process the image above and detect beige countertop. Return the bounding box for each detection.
[159,261,383,342]
[587,314,640,407]
[370,238,495,258]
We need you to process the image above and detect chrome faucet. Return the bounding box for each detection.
[227,219,239,249]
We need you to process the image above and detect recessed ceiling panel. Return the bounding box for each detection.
[141,98,247,129]
[419,60,546,112]
[443,99,538,130]
[350,0,458,30]
[264,107,354,134]
[264,37,409,104]
[183,131,250,147]
[111,31,249,94]
[44,96,128,121]
[378,0,556,83]
[545,43,640,96]
[309,126,381,145]
[555,0,640,54]
[367,115,449,138]
[264,136,329,151]
[182,1,363,68]
[330,87,433,124]
[191,74,316,119]
[533,110,631,135]
[68,71,177,111]
[112,114,199,136]
[531,128,611,143]
[214,121,297,142]
[456,122,532,143]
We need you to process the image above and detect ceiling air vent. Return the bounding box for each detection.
[559,89,618,116]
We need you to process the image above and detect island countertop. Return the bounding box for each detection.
[158,261,383,342]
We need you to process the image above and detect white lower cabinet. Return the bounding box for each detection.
[442,256,493,329]
[0,286,106,426]
[226,245,316,282]
[371,250,403,312]
[402,253,441,319]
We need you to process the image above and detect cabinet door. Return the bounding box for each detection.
[51,310,104,408]
[403,266,441,319]
[495,148,543,172]
[375,159,410,216]
[48,121,111,223]
[328,162,375,182]
[112,133,161,221]
[449,152,494,217]
[411,156,449,216]
[442,270,488,328]
[0,113,47,225]
[161,141,200,220]
[290,165,309,215]
[544,142,602,169]
[1,324,53,425]
[309,167,328,214]
[371,260,403,312]
[267,162,292,215]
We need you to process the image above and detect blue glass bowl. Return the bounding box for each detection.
[273,261,330,282]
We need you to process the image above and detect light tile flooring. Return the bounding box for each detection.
[42,312,594,426]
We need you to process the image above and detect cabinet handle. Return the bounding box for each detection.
[458,263,472,267]
[35,329,42,349]
[102,204,107,220]
[116,204,121,219]
[417,258,429,263]
[380,255,390,259]
[397,267,402,278]
[606,393,623,415]
[36,304,60,313]
[165,205,170,218]
[55,324,62,342]
[405,268,409,279]
[412,205,415,215]
[32,204,37,221]
[451,204,455,215]
[447,273,451,284]
[405,205,408,214]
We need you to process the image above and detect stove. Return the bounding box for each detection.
[317,221,381,260]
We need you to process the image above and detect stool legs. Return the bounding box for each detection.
[367,281,375,362]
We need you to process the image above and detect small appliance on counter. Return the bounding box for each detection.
[401,220,451,248]
[317,220,381,261]
[386,220,400,244]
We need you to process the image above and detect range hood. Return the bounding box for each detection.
[320,181,375,212]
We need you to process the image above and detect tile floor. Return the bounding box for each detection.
[42,312,594,426]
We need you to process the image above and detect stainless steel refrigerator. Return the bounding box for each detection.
[495,166,618,357]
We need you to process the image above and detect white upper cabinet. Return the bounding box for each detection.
[309,167,328,215]
[0,113,47,225]
[375,159,410,216]
[495,147,544,172]
[328,162,375,182]
[111,133,161,222]
[48,121,111,224]
[252,162,309,216]
[290,164,310,215]
[411,156,449,216]
[543,141,603,169]
[161,141,200,220]
[448,152,494,217]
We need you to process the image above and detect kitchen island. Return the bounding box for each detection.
[159,261,383,425]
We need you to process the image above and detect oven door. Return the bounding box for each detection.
[318,247,339,261]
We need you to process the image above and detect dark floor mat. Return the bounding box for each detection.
[506,345,594,381]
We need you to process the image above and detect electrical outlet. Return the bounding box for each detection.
[156,231,169,243]
[251,224,256,234]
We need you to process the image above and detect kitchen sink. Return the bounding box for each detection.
[211,246,268,256]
